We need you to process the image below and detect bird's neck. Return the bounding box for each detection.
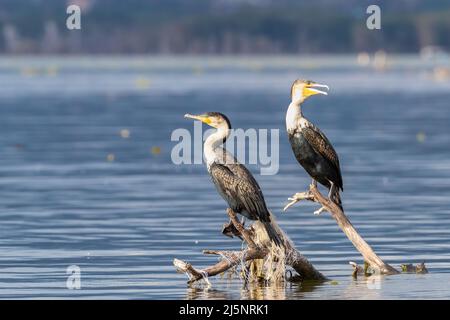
[286,100,303,131]
[204,127,229,165]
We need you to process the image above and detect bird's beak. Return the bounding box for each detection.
[184,113,212,125]
[304,83,329,97]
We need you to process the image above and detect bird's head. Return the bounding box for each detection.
[290,79,329,104]
[184,112,231,130]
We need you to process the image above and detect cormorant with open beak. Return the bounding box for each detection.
[185,112,283,246]
[285,79,343,213]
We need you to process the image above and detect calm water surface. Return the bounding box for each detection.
[0,56,449,299]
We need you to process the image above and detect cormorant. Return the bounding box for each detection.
[185,112,282,246]
[285,79,343,211]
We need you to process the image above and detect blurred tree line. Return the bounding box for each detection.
[0,0,449,54]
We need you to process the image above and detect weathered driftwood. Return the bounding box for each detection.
[401,262,428,274]
[173,208,326,285]
[284,183,400,275]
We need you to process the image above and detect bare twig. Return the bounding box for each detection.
[174,248,264,284]
[284,191,314,211]
[284,183,399,275]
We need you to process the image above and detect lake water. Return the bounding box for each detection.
[0,55,450,299]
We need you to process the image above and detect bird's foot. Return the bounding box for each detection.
[313,206,327,215]
[221,220,243,239]
[283,191,314,212]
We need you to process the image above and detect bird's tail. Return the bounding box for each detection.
[334,190,344,212]
[262,221,284,248]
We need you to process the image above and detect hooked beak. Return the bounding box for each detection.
[184,113,212,125]
[304,83,329,97]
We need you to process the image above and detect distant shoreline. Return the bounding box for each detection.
[0,54,443,70]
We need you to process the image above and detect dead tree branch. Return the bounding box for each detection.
[284,183,399,275]
[174,208,326,285]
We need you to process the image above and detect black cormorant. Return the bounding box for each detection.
[285,79,343,211]
[185,112,282,246]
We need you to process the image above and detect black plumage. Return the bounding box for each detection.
[209,162,282,246]
[288,120,343,208]
[209,162,270,221]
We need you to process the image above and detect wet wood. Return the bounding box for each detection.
[284,183,400,275]
[173,208,326,285]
